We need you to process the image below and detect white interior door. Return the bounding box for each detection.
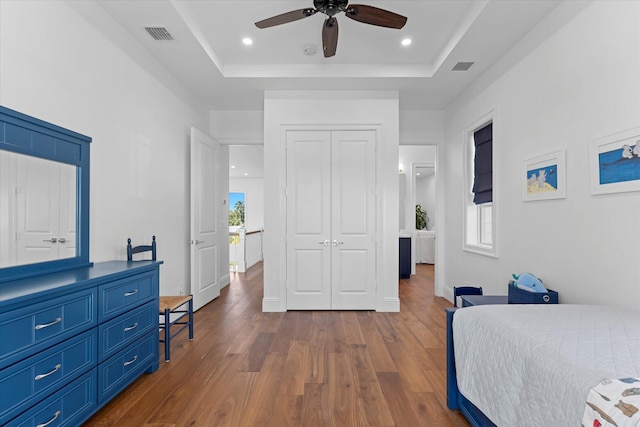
[286,131,332,309]
[16,154,62,264]
[331,130,376,309]
[286,129,376,310]
[190,127,220,311]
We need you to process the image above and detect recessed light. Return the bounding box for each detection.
[244,173,249,176]
[401,38,412,46]
[231,165,236,169]
[242,38,253,46]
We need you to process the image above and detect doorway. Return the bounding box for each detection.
[414,163,436,265]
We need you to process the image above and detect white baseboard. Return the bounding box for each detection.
[379,297,400,312]
[220,273,231,289]
[262,297,285,312]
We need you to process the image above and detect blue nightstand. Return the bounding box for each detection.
[461,295,508,307]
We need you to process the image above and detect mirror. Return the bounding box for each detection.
[0,106,91,283]
[0,150,77,268]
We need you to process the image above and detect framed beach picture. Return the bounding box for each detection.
[522,150,566,201]
[589,127,640,195]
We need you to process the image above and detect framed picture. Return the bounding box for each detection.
[589,127,640,195]
[522,149,566,201]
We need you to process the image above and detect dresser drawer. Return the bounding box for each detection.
[0,330,96,425]
[98,300,156,362]
[4,369,97,427]
[98,271,156,322]
[0,289,96,369]
[98,333,155,403]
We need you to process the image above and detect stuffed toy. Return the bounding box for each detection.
[512,273,547,293]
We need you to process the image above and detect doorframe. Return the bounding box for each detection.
[276,123,389,311]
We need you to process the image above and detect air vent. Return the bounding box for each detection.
[452,62,475,71]
[145,27,174,41]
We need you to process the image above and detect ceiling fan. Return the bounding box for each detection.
[255,0,407,58]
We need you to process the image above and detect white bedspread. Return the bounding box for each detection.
[453,305,640,427]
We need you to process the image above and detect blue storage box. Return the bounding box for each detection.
[507,280,558,304]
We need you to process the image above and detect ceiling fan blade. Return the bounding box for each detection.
[255,8,317,29]
[322,17,339,57]
[345,4,407,29]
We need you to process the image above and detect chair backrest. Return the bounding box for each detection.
[127,235,156,261]
[453,286,483,307]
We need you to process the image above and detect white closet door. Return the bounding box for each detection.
[285,129,376,310]
[16,154,61,264]
[286,130,332,309]
[331,130,376,309]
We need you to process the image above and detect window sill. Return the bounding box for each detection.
[463,244,497,259]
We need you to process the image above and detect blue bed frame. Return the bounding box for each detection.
[446,308,498,427]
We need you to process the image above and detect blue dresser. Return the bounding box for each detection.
[0,261,161,426]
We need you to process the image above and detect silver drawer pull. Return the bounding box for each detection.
[35,364,62,381]
[123,355,138,366]
[124,289,138,297]
[37,410,61,427]
[124,322,138,332]
[35,317,62,330]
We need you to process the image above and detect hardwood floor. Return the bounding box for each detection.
[84,263,470,427]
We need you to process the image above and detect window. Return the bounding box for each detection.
[229,192,245,227]
[464,119,496,257]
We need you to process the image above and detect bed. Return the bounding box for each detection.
[415,229,435,264]
[446,304,640,426]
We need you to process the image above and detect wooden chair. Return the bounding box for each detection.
[453,286,483,307]
[158,295,194,362]
[127,236,194,362]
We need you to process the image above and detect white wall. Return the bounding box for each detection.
[211,109,442,146]
[0,0,221,296]
[263,91,400,312]
[229,178,264,232]
[211,110,264,145]
[442,1,640,309]
[400,110,445,145]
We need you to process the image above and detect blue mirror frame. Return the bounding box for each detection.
[0,106,92,282]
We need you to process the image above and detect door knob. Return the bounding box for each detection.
[57,237,66,243]
[332,240,344,246]
[318,239,330,246]
[191,239,203,245]
[43,237,57,243]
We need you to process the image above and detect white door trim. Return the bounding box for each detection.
[279,124,383,311]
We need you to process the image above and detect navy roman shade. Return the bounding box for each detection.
[472,123,492,204]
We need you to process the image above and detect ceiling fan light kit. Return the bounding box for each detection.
[255,0,407,58]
